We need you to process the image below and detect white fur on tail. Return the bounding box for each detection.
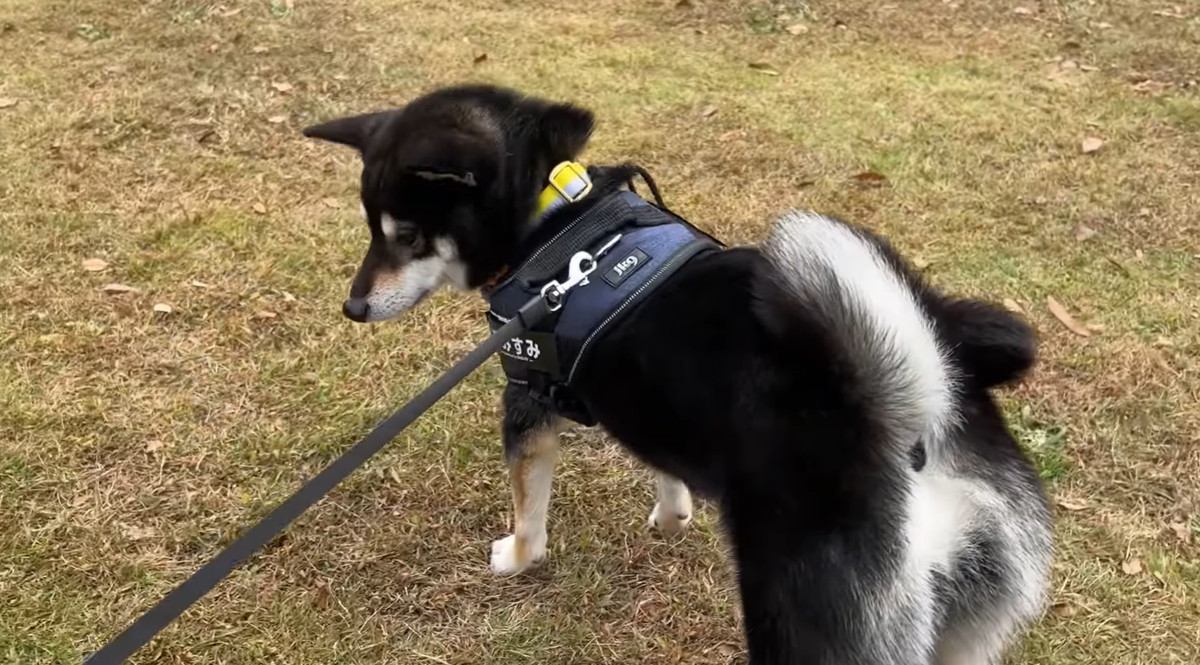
[761,212,958,452]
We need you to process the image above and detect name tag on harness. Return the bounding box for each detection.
[602,248,650,288]
[498,330,559,375]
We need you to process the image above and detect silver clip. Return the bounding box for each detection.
[538,234,624,312]
[541,251,597,311]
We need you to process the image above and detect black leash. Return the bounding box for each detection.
[84,294,555,665]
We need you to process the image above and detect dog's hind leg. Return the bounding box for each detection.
[491,386,564,575]
[648,473,693,535]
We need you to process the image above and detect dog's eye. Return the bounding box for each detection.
[379,214,420,246]
[393,227,420,246]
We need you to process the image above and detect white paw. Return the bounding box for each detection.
[489,533,546,575]
[648,501,693,535]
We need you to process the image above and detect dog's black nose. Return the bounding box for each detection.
[342,298,369,322]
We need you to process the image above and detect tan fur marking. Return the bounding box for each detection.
[509,457,530,563]
[504,425,560,569]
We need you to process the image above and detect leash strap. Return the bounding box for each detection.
[84,294,553,665]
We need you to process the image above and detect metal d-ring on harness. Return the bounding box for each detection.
[81,261,601,665]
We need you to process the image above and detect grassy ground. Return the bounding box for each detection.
[2,0,1198,663]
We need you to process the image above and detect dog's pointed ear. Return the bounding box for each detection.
[539,103,595,162]
[302,111,388,151]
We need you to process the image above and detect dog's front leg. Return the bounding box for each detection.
[491,385,563,575]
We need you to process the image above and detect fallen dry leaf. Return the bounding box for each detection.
[1056,496,1088,511]
[1002,298,1025,314]
[786,23,809,35]
[145,439,168,452]
[1168,520,1192,543]
[251,45,270,54]
[1121,557,1143,576]
[81,257,109,272]
[322,197,340,209]
[0,97,17,109]
[851,170,888,186]
[152,303,174,314]
[271,81,294,94]
[1047,296,1091,337]
[254,310,278,320]
[101,283,140,294]
[1081,137,1105,154]
[253,202,268,214]
[1074,224,1097,241]
[1050,601,1079,618]
[267,114,287,124]
[699,105,719,118]
[1012,7,1034,15]
[748,62,781,76]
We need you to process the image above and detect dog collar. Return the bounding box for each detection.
[533,161,593,220]
[479,163,591,296]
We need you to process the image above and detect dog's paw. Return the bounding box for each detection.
[648,501,693,535]
[490,533,547,575]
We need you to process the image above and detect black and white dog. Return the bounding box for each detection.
[304,85,1052,664]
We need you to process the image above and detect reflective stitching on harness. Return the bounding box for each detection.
[566,242,708,384]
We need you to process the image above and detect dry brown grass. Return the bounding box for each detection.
[2,1,1198,663]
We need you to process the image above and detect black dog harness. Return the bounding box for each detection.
[486,188,719,425]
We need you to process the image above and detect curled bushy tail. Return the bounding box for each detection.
[760,212,959,451]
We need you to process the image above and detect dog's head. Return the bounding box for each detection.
[303,85,594,322]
